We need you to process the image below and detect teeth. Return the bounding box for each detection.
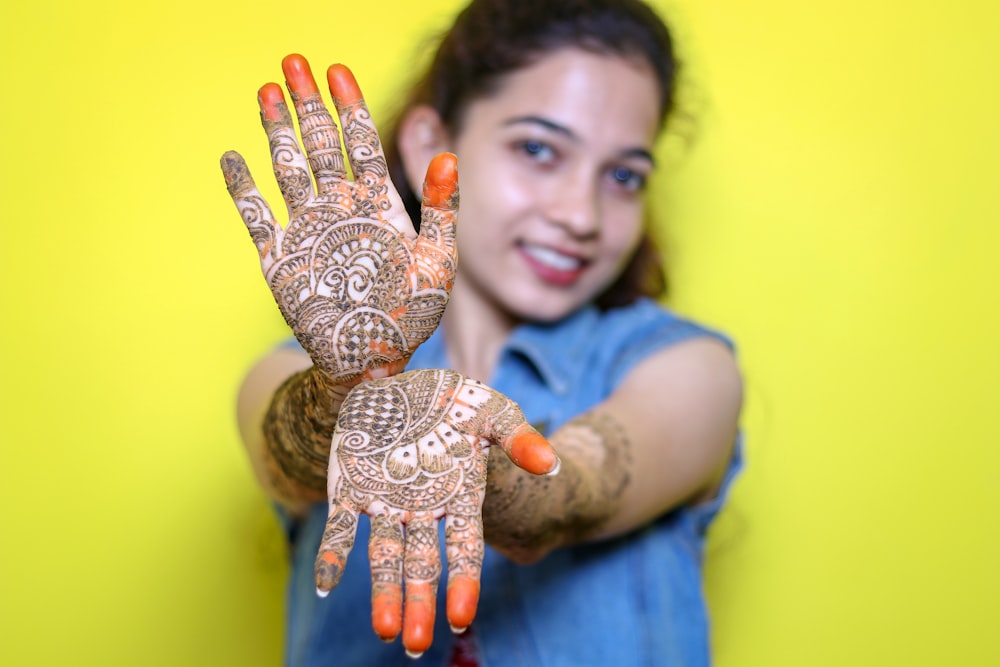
[522,243,582,271]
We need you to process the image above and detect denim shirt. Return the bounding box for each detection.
[280,298,743,666]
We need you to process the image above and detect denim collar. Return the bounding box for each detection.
[414,305,601,397]
[501,305,600,396]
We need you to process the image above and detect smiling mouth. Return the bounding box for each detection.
[520,242,584,272]
[518,242,588,287]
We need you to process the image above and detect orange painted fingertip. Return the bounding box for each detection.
[402,585,436,655]
[326,63,363,106]
[371,598,403,641]
[422,153,459,208]
[257,82,286,121]
[281,53,319,96]
[511,432,560,476]
[446,577,480,630]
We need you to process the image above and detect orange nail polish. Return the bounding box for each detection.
[326,64,363,106]
[281,53,319,97]
[257,83,286,121]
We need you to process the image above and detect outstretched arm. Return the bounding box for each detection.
[223,55,459,508]
[481,337,743,563]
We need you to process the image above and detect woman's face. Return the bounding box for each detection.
[448,47,661,323]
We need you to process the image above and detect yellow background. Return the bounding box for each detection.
[1,0,997,664]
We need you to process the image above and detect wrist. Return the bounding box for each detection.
[315,357,410,391]
[304,366,355,415]
[259,367,351,503]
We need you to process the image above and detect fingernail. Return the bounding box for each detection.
[450,624,468,634]
[545,457,562,477]
[405,650,424,659]
[316,587,330,599]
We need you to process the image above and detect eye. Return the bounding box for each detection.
[608,165,647,193]
[516,139,556,164]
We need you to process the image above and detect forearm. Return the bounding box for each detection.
[481,410,632,562]
[237,347,356,508]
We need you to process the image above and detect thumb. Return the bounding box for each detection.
[483,401,560,477]
[416,153,459,251]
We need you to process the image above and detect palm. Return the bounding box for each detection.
[316,369,559,657]
[222,57,457,383]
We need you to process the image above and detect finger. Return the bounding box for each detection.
[450,380,561,475]
[368,513,404,642]
[411,153,459,290]
[502,423,561,476]
[314,500,360,595]
[220,150,281,264]
[444,511,485,633]
[282,54,347,194]
[257,82,314,212]
[326,64,408,221]
[483,399,561,476]
[401,515,442,658]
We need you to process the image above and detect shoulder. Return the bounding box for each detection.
[606,299,742,424]
[582,305,743,536]
[593,298,736,388]
[505,298,739,400]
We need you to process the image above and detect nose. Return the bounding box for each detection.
[543,168,600,238]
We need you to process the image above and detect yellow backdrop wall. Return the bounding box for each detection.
[1,1,997,665]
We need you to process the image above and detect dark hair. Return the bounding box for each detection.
[384,0,679,308]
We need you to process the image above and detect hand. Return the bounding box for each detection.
[221,55,458,384]
[315,369,560,657]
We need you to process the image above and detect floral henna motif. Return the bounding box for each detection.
[222,56,458,385]
[315,369,559,657]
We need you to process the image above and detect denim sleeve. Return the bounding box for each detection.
[607,302,735,391]
[605,301,743,534]
[279,336,304,352]
[688,432,744,533]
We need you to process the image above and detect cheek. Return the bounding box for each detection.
[456,164,535,243]
[603,208,645,262]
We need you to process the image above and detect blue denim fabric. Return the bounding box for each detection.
[279,298,743,666]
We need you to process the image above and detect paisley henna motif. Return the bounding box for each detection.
[315,369,559,657]
[222,56,458,386]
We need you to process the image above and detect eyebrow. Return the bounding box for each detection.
[503,115,656,166]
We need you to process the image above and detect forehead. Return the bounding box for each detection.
[464,47,662,148]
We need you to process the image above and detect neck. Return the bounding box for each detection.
[441,282,519,383]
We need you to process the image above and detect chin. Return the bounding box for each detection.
[502,288,592,324]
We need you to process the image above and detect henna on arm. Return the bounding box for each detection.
[259,367,353,504]
[481,410,633,563]
[482,338,743,562]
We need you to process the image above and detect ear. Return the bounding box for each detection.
[397,105,451,196]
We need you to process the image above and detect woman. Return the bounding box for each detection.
[222,0,743,664]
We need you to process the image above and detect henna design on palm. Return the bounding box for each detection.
[316,369,560,657]
[221,55,458,384]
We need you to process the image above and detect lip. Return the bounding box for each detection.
[517,242,588,287]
